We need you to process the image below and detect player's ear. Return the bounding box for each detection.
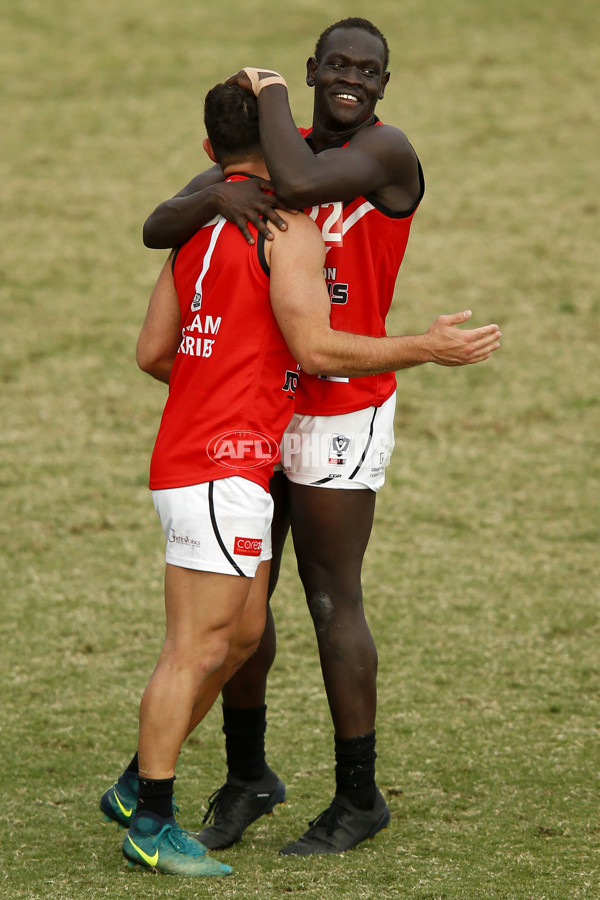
[378,71,390,100]
[306,56,317,87]
[203,138,217,163]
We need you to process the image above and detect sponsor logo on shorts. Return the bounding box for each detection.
[328,434,351,466]
[207,430,279,469]
[169,529,201,548]
[280,430,392,471]
[234,537,262,557]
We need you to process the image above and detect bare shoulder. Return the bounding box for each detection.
[273,210,323,241]
[352,123,416,157]
[351,123,421,210]
[268,210,325,266]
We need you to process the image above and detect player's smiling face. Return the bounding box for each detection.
[307,28,389,133]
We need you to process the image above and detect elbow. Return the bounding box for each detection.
[142,216,161,250]
[294,349,327,376]
[137,353,170,384]
[136,339,161,377]
[142,225,153,249]
[298,359,319,376]
[143,205,174,250]
[136,349,155,376]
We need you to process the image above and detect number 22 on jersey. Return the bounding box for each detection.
[308,202,343,248]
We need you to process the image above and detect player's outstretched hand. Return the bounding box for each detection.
[212,178,295,245]
[426,310,501,366]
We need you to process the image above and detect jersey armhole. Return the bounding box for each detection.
[364,158,425,219]
[257,228,269,277]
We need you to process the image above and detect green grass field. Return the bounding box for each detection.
[2,0,599,897]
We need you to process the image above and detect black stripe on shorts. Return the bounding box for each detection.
[208,481,245,576]
[348,406,378,480]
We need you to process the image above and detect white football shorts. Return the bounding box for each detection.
[280,393,396,492]
[152,476,273,577]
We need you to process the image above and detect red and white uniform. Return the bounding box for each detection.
[149,175,297,494]
[296,121,425,417]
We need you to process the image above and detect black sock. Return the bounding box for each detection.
[136,775,175,819]
[126,752,139,775]
[334,731,377,810]
[223,704,267,781]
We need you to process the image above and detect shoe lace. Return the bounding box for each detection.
[166,826,206,858]
[308,801,341,837]
[202,784,227,825]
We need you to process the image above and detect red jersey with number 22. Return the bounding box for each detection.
[296,122,424,416]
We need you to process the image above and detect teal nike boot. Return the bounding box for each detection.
[100,770,139,829]
[100,770,178,828]
[123,811,233,877]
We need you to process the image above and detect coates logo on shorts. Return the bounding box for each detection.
[207,430,279,469]
[234,536,262,557]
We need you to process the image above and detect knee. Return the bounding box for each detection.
[299,555,362,609]
[229,618,264,666]
[164,631,234,682]
[305,583,365,631]
[305,589,337,634]
[200,634,234,675]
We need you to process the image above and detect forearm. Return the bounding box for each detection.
[309,311,502,374]
[143,185,224,249]
[302,331,432,377]
[307,312,502,375]
[257,86,324,207]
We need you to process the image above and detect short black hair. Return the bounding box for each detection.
[203,83,261,167]
[314,17,390,71]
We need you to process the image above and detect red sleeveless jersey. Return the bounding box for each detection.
[149,176,297,493]
[296,122,424,416]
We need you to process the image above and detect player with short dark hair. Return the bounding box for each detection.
[138,18,501,857]
[314,16,390,71]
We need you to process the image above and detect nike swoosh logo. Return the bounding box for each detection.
[114,791,133,818]
[126,835,159,867]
